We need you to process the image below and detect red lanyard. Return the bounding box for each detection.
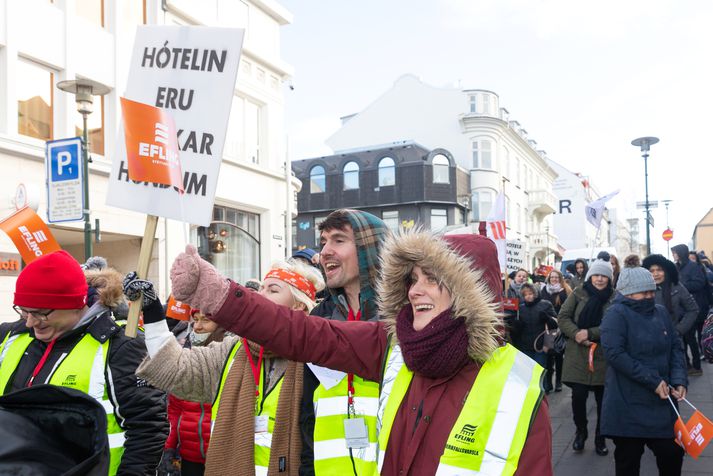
[347,308,361,413]
[243,339,264,400]
[28,338,57,387]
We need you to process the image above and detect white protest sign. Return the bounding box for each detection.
[106,26,244,226]
[506,240,525,274]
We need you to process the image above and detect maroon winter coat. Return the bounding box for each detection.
[210,283,552,475]
[165,394,212,464]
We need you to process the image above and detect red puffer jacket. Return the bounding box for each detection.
[165,394,212,464]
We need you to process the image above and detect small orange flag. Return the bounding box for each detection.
[120,97,183,192]
[684,410,713,459]
[588,343,597,372]
[0,207,61,264]
[675,416,692,449]
[166,295,192,321]
[503,297,519,311]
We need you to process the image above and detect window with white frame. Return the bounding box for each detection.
[382,210,399,232]
[17,59,54,142]
[431,209,448,231]
[482,94,491,115]
[378,157,395,187]
[469,95,477,113]
[314,216,328,246]
[506,195,511,226]
[432,154,450,184]
[472,139,493,169]
[514,157,521,186]
[343,161,360,190]
[225,94,262,164]
[471,190,494,222]
[501,147,509,177]
[309,165,326,193]
[516,203,522,232]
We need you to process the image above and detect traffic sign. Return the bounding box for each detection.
[45,137,84,223]
[636,201,659,209]
[647,212,655,228]
[663,228,674,241]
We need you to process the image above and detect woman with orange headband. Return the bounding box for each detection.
[127,259,324,476]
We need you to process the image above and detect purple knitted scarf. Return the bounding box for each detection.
[396,305,471,379]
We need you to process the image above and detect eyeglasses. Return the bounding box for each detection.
[13,305,55,322]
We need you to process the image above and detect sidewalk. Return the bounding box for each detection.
[550,363,713,475]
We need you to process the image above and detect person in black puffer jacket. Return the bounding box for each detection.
[672,244,710,367]
[508,283,558,368]
[540,269,571,393]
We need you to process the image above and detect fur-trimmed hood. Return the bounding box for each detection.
[642,254,679,285]
[84,268,126,309]
[377,231,503,363]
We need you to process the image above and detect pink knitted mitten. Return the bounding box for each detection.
[170,245,230,315]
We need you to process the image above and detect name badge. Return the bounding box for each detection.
[344,418,369,449]
[255,415,269,433]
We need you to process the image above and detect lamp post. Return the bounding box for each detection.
[662,199,673,258]
[631,136,659,256]
[56,79,110,261]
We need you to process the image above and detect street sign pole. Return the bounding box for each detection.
[82,114,91,261]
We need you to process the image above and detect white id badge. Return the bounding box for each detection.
[255,415,269,433]
[344,418,369,449]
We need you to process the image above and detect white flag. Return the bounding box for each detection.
[486,192,507,271]
[585,190,620,228]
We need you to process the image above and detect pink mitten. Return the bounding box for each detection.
[170,245,230,315]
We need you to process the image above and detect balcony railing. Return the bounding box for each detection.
[528,189,557,215]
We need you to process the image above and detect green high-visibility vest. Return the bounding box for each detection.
[376,343,544,476]
[312,372,380,475]
[0,332,126,476]
[212,340,283,475]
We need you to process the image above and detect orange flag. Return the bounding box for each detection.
[684,410,713,459]
[165,295,192,321]
[120,97,183,192]
[588,343,597,372]
[0,207,61,264]
[675,416,692,449]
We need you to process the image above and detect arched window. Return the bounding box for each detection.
[432,154,450,184]
[378,157,395,187]
[343,161,359,190]
[310,165,325,193]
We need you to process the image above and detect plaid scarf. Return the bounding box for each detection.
[327,209,389,320]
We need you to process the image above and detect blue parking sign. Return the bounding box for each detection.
[45,137,84,223]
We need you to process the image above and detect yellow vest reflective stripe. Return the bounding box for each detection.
[312,373,380,475]
[377,344,544,476]
[211,340,282,474]
[0,332,126,476]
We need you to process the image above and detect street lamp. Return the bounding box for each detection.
[631,136,659,256]
[56,78,111,261]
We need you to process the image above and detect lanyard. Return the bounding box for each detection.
[28,338,57,387]
[347,307,361,416]
[243,339,264,411]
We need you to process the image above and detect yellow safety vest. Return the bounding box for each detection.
[376,343,544,476]
[312,373,380,475]
[0,332,126,476]
[212,340,283,476]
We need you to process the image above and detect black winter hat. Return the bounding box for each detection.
[642,254,679,285]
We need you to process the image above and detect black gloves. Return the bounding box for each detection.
[122,272,165,324]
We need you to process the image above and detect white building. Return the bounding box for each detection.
[327,74,559,269]
[0,0,298,322]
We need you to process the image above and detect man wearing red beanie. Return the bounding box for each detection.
[0,250,168,475]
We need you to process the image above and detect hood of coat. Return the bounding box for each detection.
[84,267,126,309]
[671,244,690,263]
[377,230,503,363]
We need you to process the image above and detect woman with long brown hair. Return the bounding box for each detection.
[540,269,572,392]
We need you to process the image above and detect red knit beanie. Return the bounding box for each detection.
[14,250,88,309]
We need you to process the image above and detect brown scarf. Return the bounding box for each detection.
[205,340,303,475]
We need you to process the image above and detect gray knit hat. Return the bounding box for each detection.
[616,266,656,296]
[585,259,613,281]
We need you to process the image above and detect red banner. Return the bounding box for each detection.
[0,207,61,264]
[120,97,183,192]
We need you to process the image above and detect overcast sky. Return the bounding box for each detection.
[279,0,712,255]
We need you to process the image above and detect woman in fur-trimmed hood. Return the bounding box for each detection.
[169,230,553,475]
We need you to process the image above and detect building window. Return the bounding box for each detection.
[17,59,54,141]
[245,99,261,164]
[76,0,104,27]
[343,161,360,190]
[471,190,493,222]
[472,140,493,169]
[506,195,511,226]
[482,94,491,115]
[431,209,448,231]
[310,165,326,193]
[501,147,509,177]
[74,95,104,155]
[378,157,396,187]
[516,203,522,231]
[469,95,477,113]
[225,95,262,164]
[514,157,521,186]
[382,210,399,232]
[195,206,260,285]
[314,216,328,246]
[432,154,450,184]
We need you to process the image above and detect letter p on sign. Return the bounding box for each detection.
[57,151,72,176]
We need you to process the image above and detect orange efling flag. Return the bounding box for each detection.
[675,416,692,449]
[166,295,192,321]
[0,207,61,264]
[684,410,713,459]
[120,97,183,192]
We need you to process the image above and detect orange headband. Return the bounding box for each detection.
[264,268,316,301]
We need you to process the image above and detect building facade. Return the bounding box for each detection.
[693,208,713,257]
[291,143,469,250]
[0,0,298,322]
[326,74,559,269]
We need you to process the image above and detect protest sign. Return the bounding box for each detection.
[505,240,525,274]
[0,207,61,264]
[106,26,244,225]
[166,295,192,320]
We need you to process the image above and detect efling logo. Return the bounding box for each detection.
[455,424,478,443]
[138,122,179,166]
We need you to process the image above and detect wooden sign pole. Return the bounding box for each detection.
[125,215,159,338]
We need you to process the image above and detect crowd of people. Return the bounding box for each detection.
[1,208,712,476]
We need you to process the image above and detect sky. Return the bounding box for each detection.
[278,0,712,255]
